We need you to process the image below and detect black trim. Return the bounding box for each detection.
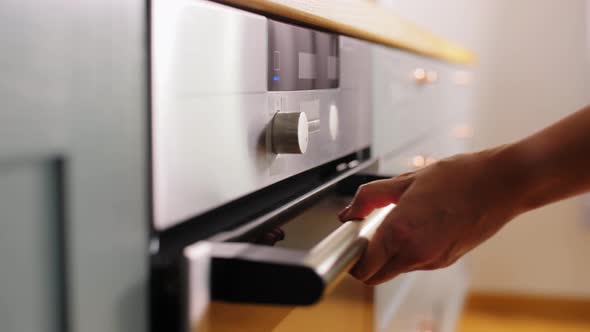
[151,259,182,332]
[55,159,70,332]
[146,2,159,332]
[152,148,370,261]
[146,0,155,253]
[210,255,323,305]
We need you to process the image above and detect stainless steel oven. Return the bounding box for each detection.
[149,1,384,331]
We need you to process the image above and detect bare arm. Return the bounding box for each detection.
[497,105,590,212]
[339,105,590,285]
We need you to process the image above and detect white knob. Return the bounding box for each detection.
[271,112,309,154]
[329,104,339,141]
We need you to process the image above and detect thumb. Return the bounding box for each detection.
[338,175,414,222]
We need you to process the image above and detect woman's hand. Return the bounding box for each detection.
[339,149,520,285]
[340,105,590,285]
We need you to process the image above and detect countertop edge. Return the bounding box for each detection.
[216,0,476,65]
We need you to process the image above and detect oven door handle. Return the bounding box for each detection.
[185,204,395,305]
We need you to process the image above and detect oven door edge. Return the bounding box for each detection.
[193,203,394,304]
[153,160,393,332]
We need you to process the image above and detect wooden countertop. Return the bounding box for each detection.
[217,0,475,65]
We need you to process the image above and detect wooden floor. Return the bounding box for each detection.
[201,291,590,332]
[457,293,590,332]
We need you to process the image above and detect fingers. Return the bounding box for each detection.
[420,256,460,271]
[363,245,439,285]
[349,201,443,285]
[348,208,411,282]
[350,220,402,282]
[363,254,412,286]
[339,175,413,222]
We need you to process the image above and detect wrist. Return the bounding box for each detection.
[479,143,534,220]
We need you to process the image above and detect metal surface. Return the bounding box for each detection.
[305,204,395,290]
[184,204,394,313]
[151,0,373,230]
[271,112,309,154]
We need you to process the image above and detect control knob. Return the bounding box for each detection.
[271,112,309,154]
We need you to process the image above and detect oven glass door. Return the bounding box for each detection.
[202,194,377,332]
[174,168,394,332]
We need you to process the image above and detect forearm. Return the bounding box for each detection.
[339,105,590,284]
[489,105,590,216]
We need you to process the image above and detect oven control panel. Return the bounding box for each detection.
[151,0,372,230]
[267,19,339,91]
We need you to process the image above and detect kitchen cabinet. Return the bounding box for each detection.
[371,36,473,332]
[0,1,149,332]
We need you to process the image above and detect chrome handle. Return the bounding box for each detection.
[303,204,394,293]
[190,205,394,305]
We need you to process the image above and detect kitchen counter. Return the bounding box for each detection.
[217,0,475,64]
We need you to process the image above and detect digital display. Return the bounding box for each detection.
[327,56,338,80]
[268,20,339,91]
[298,52,317,79]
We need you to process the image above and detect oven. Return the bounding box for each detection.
[149,1,386,331]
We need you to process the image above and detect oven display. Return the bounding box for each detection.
[268,20,339,91]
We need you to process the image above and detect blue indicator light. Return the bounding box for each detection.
[273,75,280,81]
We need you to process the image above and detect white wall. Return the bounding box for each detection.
[380,0,590,297]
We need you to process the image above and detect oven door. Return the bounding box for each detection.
[152,162,391,332]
